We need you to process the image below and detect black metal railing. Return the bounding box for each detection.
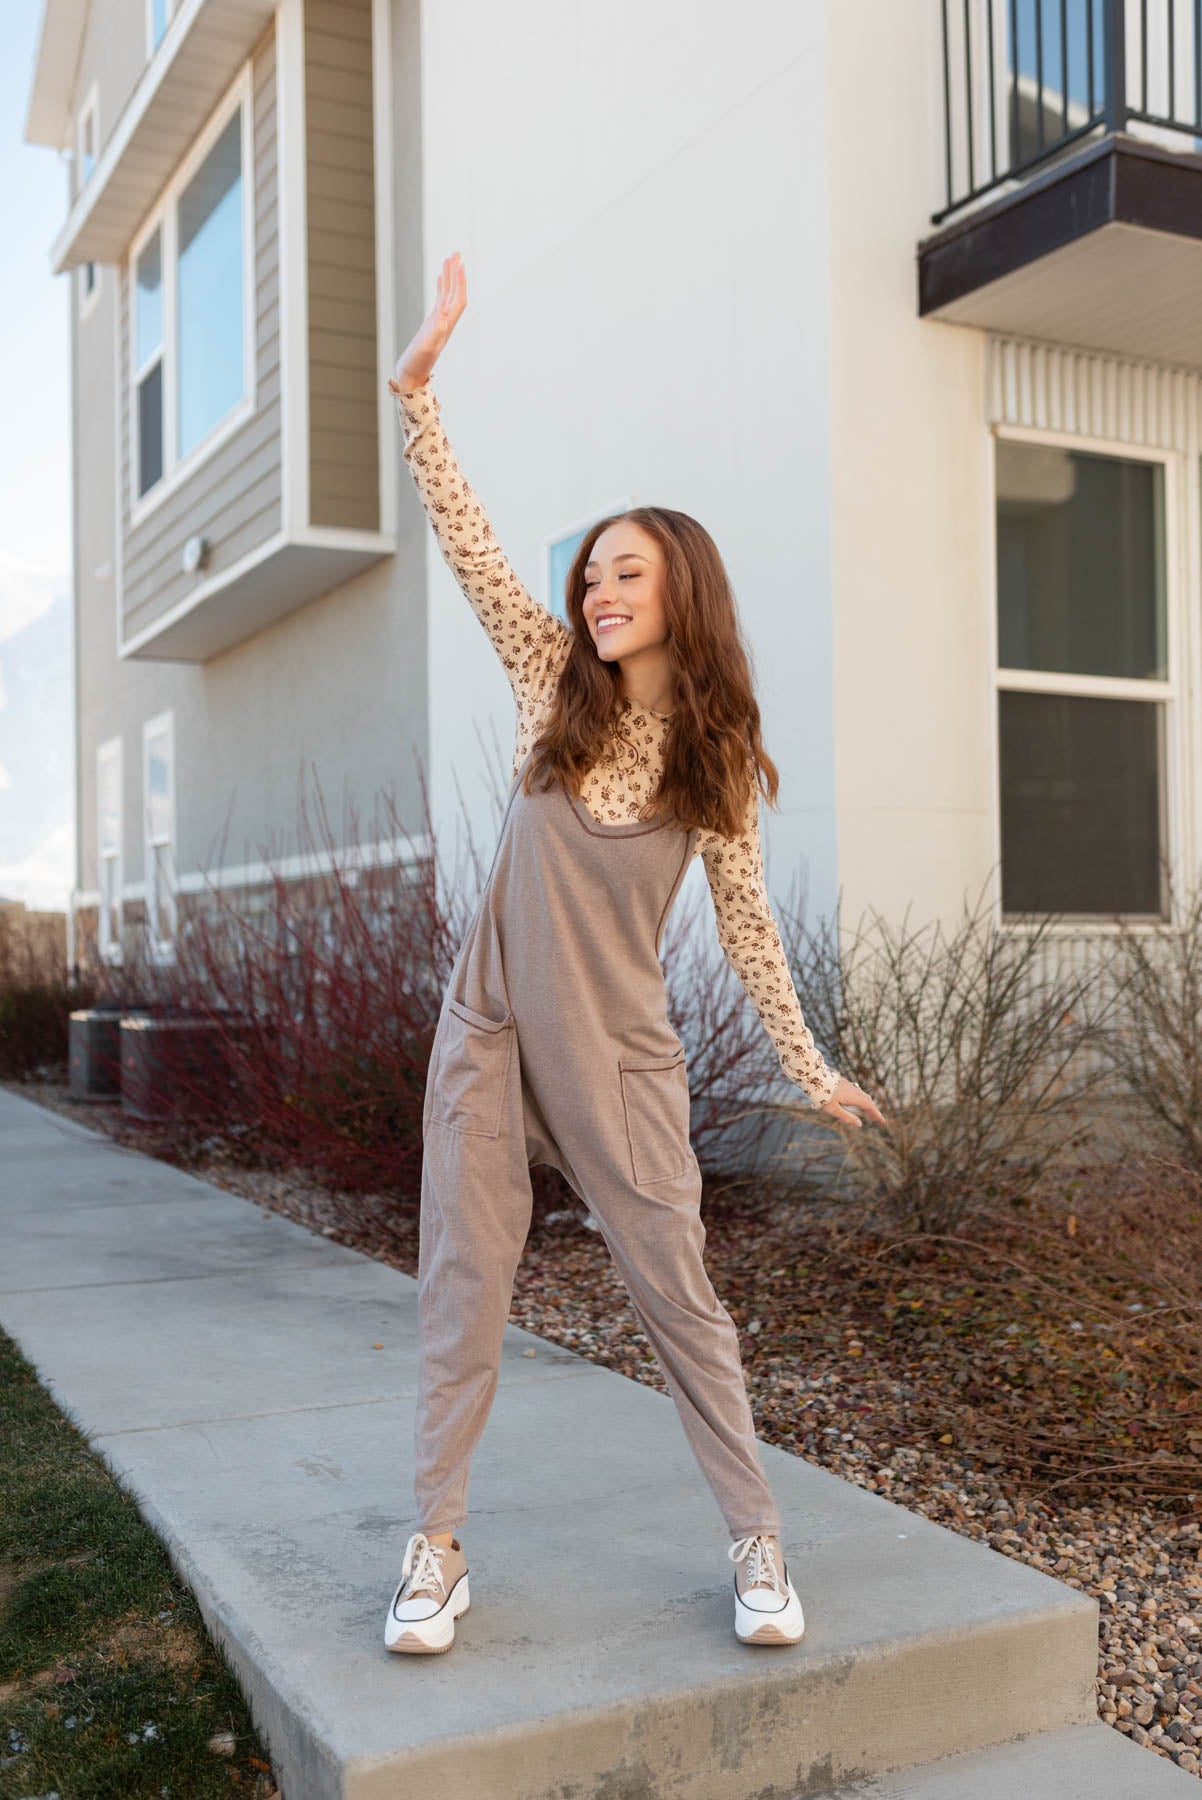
[935,0,1202,223]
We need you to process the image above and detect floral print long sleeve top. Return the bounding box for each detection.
[388,375,842,1107]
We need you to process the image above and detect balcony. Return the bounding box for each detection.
[918,0,1202,368]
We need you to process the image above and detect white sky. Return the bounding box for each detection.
[0,8,74,912]
[0,13,70,576]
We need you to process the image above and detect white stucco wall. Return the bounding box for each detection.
[414,0,840,934]
[826,0,998,939]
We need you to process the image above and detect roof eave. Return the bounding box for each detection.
[24,0,90,150]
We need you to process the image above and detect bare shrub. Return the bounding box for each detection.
[68,747,508,1212]
[763,874,1123,1235]
[1090,866,1202,1174]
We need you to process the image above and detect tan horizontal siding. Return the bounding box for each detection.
[307,0,371,42]
[308,293,376,341]
[304,420,380,470]
[311,492,379,532]
[306,194,374,242]
[305,0,379,533]
[124,494,282,637]
[121,23,284,640]
[311,362,381,404]
[304,25,371,74]
[124,387,282,584]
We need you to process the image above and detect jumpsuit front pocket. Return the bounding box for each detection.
[428,997,515,1137]
[618,1048,694,1185]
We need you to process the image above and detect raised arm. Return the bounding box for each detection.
[389,376,569,710]
[388,250,569,714]
[699,784,842,1109]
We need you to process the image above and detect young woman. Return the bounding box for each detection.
[383,252,885,1657]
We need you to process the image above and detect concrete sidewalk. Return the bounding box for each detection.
[0,1085,1189,1800]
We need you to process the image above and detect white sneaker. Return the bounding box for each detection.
[728,1532,805,1644]
[384,1531,470,1654]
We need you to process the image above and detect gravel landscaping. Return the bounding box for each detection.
[7,1075,1201,1784]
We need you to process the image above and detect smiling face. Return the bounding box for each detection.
[581,520,669,665]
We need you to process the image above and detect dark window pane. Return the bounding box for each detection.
[996,440,1166,680]
[999,690,1164,917]
[138,361,163,496]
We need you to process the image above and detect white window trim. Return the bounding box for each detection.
[96,735,123,966]
[541,496,634,616]
[126,60,256,532]
[145,0,181,62]
[989,419,1185,934]
[77,84,101,321]
[142,709,177,963]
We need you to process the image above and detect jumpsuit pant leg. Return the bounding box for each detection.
[413,1023,782,1542]
[411,1021,535,1537]
[549,1119,783,1542]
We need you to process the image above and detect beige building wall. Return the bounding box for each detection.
[826,0,996,934]
[69,0,428,936]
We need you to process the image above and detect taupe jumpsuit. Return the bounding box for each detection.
[414,744,784,1543]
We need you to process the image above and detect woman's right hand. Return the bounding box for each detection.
[390,251,467,394]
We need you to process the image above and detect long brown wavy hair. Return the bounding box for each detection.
[521,506,781,840]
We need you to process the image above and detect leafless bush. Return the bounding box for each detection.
[764,873,1124,1235]
[1089,866,1202,1175]
[68,747,504,1210]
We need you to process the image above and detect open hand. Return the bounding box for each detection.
[390,251,467,395]
[818,1077,887,1129]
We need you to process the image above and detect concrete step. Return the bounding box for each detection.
[818,1720,1196,1796]
[0,1086,1124,1800]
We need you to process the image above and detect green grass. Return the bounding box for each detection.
[0,1325,278,1799]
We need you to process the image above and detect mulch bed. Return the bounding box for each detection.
[7,1075,1201,1782]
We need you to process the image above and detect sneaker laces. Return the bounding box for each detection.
[400,1532,448,1601]
[728,1532,787,1596]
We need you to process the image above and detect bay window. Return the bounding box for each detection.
[128,68,253,518]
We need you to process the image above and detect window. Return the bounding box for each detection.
[142,712,176,958]
[77,87,99,315]
[79,257,100,317]
[127,67,253,518]
[994,436,1171,920]
[177,111,245,458]
[97,737,122,964]
[547,527,587,622]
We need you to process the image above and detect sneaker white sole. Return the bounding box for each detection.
[734,1575,805,1645]
[385,1571,470,1655]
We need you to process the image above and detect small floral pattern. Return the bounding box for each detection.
[389,376,841,1107]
